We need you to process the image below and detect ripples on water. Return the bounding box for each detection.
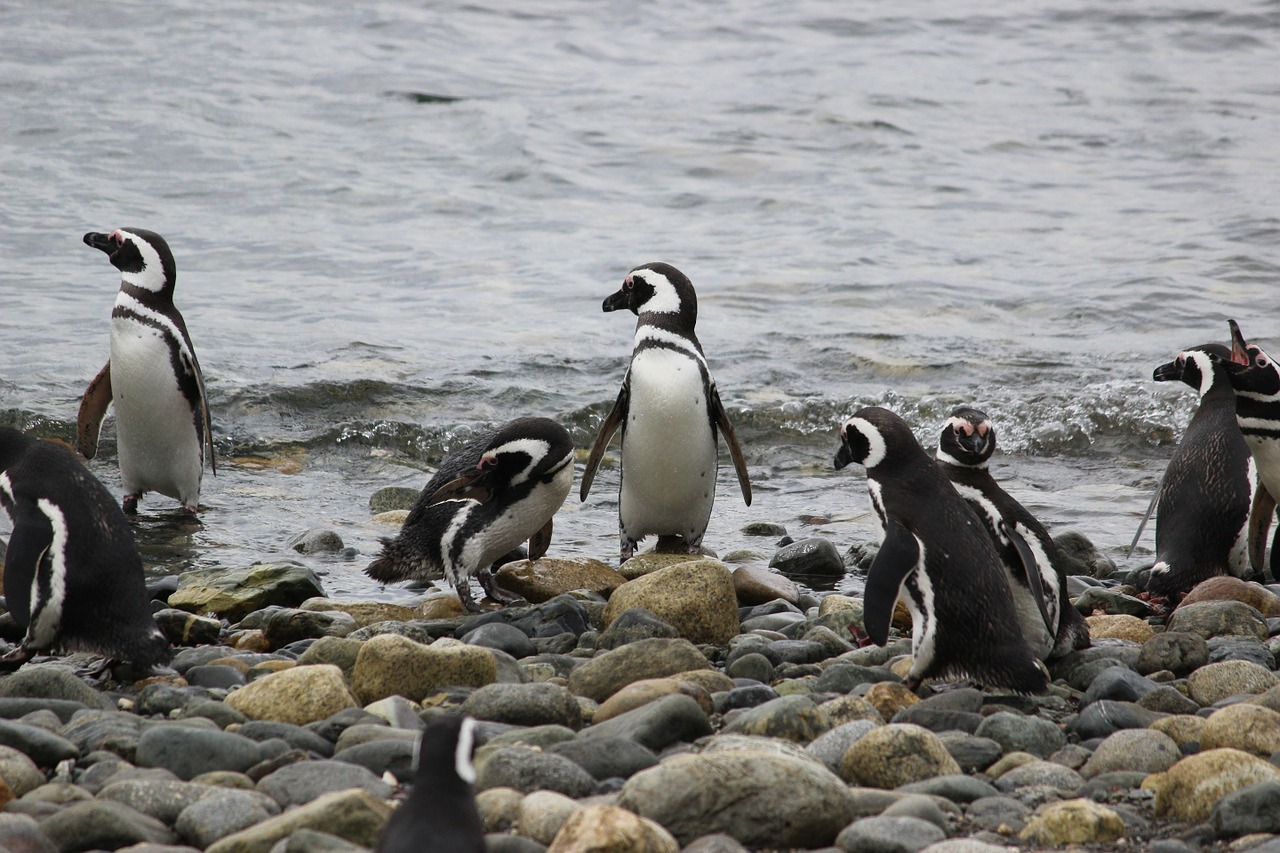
[1,1,1277,598]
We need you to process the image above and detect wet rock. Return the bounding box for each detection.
[546,803,678,853]
[548,735,658,780]
[723,694,833,743]
[1145,748,1280,821]
[38,799,178,850]
[224,664,359,725]
[1079,729,1180,779]
[1055,530,1115,578]
[742,522,788,538]
[1209,779,1280,838]
[731,565,800,606]
[1179,577,1280,616]
[567,638,711,703]
[596,609,680,651]
[461,683,582,729]
[1018,798,1125,845]
[594,678,712,723]
[350,634,497,704]
[1186,660,1279,706]
[476,747,595,797]
[262,609,358,648]
[175,788,281,848]
[202,788,391,853]
[1166,601,1269,642]
[769,538,845,578]
[462,622,537,659]
[1068,700,1167,740]
[578,694,712,752]
[1137,632,1209,677]
[834,815,945,852]
[619,750,857,848]
[840,724,962,788]
[169,562,325,622]
[974,712,1064,758]
[369,486,419,513]
[496,557,625,603]
[602,559,739,645]
[619,553,704,580]
[288,529,345,555]
[1081,666,1160,706]
[1086,614,1153,643]
[1200,704,1280,756]
[257,759,392,808]
[154,609,224,647]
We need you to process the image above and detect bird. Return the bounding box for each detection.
[935,407,1090,659]
[579,262,751,563]
[366,417,574,611]
[78,228,215,514]
[1139,343,1263,598]
[374,714,484,853]
[0,427,170,672]
[834,406,1047,693]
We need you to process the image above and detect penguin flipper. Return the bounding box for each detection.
[1126,481,1162,559]
[3,499,55,631]
[187,350,217,477]
[1006,522,1055,636]
[1248,481,1276,575]
[710,386,752,506]
[580,381,628,502]
[529,518,553,561]
[76,361,113,460]
[864,523,919,646]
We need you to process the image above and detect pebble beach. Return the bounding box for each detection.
[2,502,1280,853]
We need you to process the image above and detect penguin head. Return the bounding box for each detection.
[84,228,176,296]
[937,407,994,468]
[1224,320,1280,396]
[428,418,573,505]
[834,407,904,470]
[603,263,698,324]
[414,714,479,786]
[1153,343,1229,399]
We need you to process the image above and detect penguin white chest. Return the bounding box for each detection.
[462,461,574,570]
[110,316,203,504]
[1245,435,1280,500]
[619,349,718,539]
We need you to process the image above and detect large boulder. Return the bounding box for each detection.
[602,559,740,645]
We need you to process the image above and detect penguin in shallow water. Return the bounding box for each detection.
[0,428,170,671]
[935,407,1090,659]
[579,263,752,563]
[834,406,1047,694]
[374,714,484,853]
[366,417,574,611]
[1141,343,1262,597]
[78,228,215,514]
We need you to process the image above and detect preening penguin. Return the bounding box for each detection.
[579,263,752,563]
[374,715,484,853]
[834,407,1047,694]
[78,228,215,514]
[1142,343,1261,597]
[935,407,1090,659]
[0,428,170,671]
[366,417,574,612]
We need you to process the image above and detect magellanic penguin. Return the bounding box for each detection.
[78,228,215,514]
[1141,343,1263,597]
[834,407,1048,694]
[579,263,752,563]
[0,427,171,672]
[1221,320,1280,579]
[366,417,574,611]
[935,407,1090,660]
[374,715,484,853]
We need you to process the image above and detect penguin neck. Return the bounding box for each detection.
[117,279,174,310]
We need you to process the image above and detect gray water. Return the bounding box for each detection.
[2,1,1278,601]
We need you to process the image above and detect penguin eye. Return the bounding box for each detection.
[111,232,125,246]
[1259,355,1271,368]
[623,276,635,291]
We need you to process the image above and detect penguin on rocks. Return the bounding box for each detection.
[580,263,752,563]
[1139,343,1263,597]
[834,406,1047,694]
[1220,320,1280,579]
[366,417,574,612]
[78,228,215,514]
[374,714,484,853]
[935,407,1090,659]
[0,427,171,672]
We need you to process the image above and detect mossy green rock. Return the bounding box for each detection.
[1019,798,1125,845]
[223,664,359,726]
[1144,748,1280,821]
[169,562,324,622]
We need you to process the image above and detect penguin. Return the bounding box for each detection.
[78,228,215,514]
[1138,343,1263,597]
[374,714,484,853]
[366,417,574,612]
[579,263,752,563]
[935,407,1091,659]
[1220,320,1280,579]
[834,406,1047,694]
[0,427,171,672]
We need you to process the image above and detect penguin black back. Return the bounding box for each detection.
[834,407,1047,694]
[0,428,169,670]
[375,715,484,853]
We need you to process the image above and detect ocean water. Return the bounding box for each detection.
[2,0,1278,601]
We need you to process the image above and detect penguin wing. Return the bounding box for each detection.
[1,497,55,624]
[710,385,752,506]
[864,522,920,646]
[186,348,217,476]
[170,314,216,476]
[1125,479,1162,559]
[579,378,629,502]
[1248,481,1276,573]
[76,361,113,460]
[1005,522,1055,635]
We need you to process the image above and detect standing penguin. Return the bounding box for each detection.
[0,428,170,671]
[366,417,574,611]
[374,715,484,853]
[1141,343,1263,597]
[935,407,1090,659]
[834,407,1047,693]
[78,228,215,514]
[579,263,752,563]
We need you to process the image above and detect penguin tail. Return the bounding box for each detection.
[365,538,442,584]
[964,646,1050,695]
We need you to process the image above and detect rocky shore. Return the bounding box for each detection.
[2,517,1280,853]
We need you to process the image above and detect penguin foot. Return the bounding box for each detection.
[123,494,140,513]
[847,625,876,649]
[182,503,199,515]
[476,568,524,607]
[0,644,33,672]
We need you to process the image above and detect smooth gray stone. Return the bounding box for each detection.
[880,794,949,831]
[97,778,212,825]
[180,698,250,729]
[0,666,113,709]
[918,687,984,714]
[0,699,88,723]
[963,795,1030,833]
[770,538,846,578]
[38,799,178,850]
[938,733,1002,774]
[59,710,145,761]
[485,834,548,853]
[1137,685,1200,716]
[768,639,829,665]
[177,788,281,847]
[806,720,878,773]
[726,652,775,683]
[463,621,538,659]
[898,774,998,804]
[1137,632,1208,676]
[1207,637,1276,669]
[576,694,713,752]
[0,718,80,766]
[459,682,582,729]
[1068,700,1167,740]
[475,747,595,797]
[0,813,58,853]
[135,725,263,780]
[548,735,658,780]
[834,815,945,853]
[257,759,393,807]
[1078,771,1149,802]
[973,712,1064,758]
[993,761,1084,795]
[235,720,335,757]
[1210,780,1280,838]
[185,664,247,690]
[813,663,899,693]
[332,738,416,777]
[1080,666,1160,706]
[891,706,983,734]
[269,828,371,853]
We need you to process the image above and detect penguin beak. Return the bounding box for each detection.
[1152,360,1180,382]
[427,465,496,506]
[602,287,630,313]
[1229,320,1251,367]
[957,430,988,456]
[84,232,116,256]
[833,441,855,470]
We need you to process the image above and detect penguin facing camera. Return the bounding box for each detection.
[834,406,1048,694]
[78,228,215,514]
[580,262,752,564]
[366,417,574,611]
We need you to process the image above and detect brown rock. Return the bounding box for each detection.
[350,634,497,704]
[731,566,800,606]
[839,724,961,788]
[1019,798,1125,845]
[602,559,740,645]
[1177,576,1280,616]
[1085,614,1154,643]
[299,597,421,627]
[863,682,920,721]
[496,557,625,602]
[567,638,712,703]
[594,678,714,723]
[1144,748,1280,821]
[619,552,704,580]
[223,664,359,726]
[548,803,679,853]
[1199,704,1280,757]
